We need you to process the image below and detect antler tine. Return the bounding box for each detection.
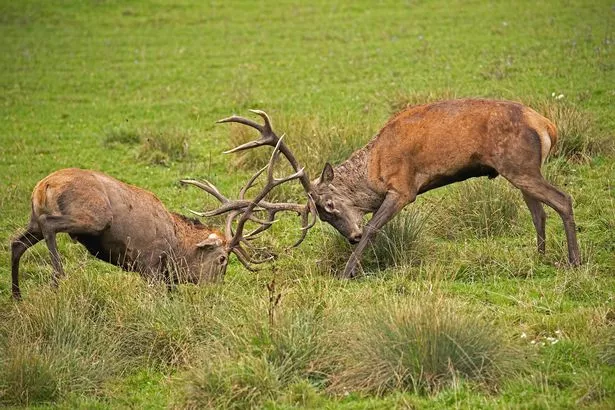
[224,210,241,240]
[231,247,257,272]
[182,177,269,218]
[230,245,275,271]
[224,209,274,243]
[249,109,274,133]
[219,116,277,155]
[239,164,267,200]
[290,207,312,248]
[217,115,264,133]
[180,179,228,204]
[238,238,277,261]
[243,210,279,238]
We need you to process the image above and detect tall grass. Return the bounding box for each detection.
[330,297,517,395]
[104,126,192,166]
[313,208,428,277]
[388,89,460,115]
[429,178,522,240]
[367,209,430,270]
[0,277,134,406]
[0,270,223,406]
[180,300,341,409]
[530,98,613,161]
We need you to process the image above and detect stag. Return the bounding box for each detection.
[215,101,580,278]
[10,159,305,299]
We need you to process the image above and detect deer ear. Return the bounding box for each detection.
[196,234,223,249]
[320,163,334,184]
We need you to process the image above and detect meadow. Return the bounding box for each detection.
[0,0,613,408]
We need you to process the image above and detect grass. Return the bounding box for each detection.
[329,297,517,395]
[104,125,192,166]
[429,178,523,240]
[1,0,614,408]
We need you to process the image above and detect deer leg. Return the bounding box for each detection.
[37,214,100,287]
[506,175,580,266]
[522,192,547,254]
[41,228,64,287]
[341,191,409,278]
[11,224,44,300]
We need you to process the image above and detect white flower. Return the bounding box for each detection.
[521,332,527,339]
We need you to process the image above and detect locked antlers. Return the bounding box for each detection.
[181,110,316,270]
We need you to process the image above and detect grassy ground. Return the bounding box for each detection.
[1,0,613,408]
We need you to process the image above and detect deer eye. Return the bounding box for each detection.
[218,255,227,265]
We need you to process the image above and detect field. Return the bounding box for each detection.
[1,0,614,408]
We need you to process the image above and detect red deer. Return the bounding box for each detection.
[214,102,580,278]
[11,162,305,299]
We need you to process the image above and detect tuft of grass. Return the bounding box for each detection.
[103,126,191,166]
[366,209,429,270]
[0,345,59,406]
[136,127,191,166]
[530,98,613,161]
[312,209,428,276]
[330,297,516,395]
[278,379,325,408]
[103,126,141,146]
[180,301,339,409]
[388,89,460,115]
[265,306,338,386]
[430,178,522,240]
[182,354,281,410]
[598,324,615,366]
[311,227,354,277]
[0,283,130,406]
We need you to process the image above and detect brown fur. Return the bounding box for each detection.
[11,168,228,299]
[311,99,580,277]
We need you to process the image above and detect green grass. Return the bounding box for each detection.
[1,0,614,408]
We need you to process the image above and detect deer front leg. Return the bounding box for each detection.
[341,191,408,278]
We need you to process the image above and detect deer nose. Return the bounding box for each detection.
[349,232,362,244]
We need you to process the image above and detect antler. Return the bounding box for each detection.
[217,110,318,239]
[181,138,311,271]
[181,110,317,271]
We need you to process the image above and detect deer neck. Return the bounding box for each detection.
[333,144,383,213]
[171,213,202,250]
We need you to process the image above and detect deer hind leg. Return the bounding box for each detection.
[38,215,67,287]
[522,192,547,254]
[11,220,44,299]
[37,214,107,288]
[504,172,580,266]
